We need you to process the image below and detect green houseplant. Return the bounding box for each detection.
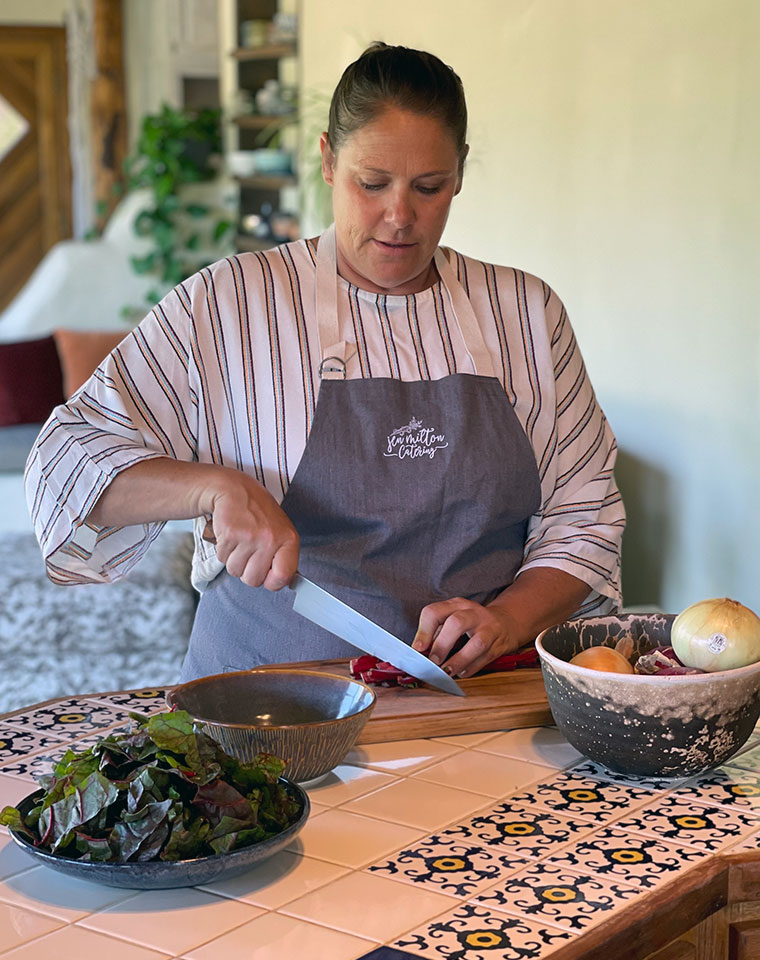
[124,104,234,306]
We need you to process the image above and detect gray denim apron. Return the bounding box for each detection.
[180,226,541,680]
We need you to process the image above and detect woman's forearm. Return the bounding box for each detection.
[486,567,592,648]
[87,457,300,591]
[86,457,232,526]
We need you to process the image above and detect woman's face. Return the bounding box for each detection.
[321,106,465,295]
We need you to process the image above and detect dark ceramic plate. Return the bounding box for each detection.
[8,780,310,889]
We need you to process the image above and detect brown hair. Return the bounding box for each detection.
[326,42,468,166]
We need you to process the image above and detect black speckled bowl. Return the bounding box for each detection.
[536,614,760,778]
[9,780,309,889]
[167,668,376,783]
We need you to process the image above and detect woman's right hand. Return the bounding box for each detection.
[200,467,299,592]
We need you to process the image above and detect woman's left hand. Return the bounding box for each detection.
[412,597,520,679]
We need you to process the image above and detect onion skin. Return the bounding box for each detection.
[569,646,635,674]
[671,598,760,672]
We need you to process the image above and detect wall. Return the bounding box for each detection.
[0,0,68,21]
[301,0,760,612]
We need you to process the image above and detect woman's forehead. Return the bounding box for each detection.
[336,106,460,167]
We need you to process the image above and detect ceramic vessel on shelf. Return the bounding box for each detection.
[536,613,760,778]
[167,668,376,782]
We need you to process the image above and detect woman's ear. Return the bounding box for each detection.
[320,133,335,186]
[454,144,470,196]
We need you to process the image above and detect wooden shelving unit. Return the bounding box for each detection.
[230,41,296,61]
[224,2,298,253]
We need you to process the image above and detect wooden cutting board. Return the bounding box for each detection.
[264,659,553,744]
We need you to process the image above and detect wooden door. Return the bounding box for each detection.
[0,26,72,313]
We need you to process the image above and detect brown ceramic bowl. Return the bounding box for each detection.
[536,614,760,778]
[167,668,376,783]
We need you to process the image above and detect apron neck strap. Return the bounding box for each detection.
[433,246,495,378]
[315,224,495,379]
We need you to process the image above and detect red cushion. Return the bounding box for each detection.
[0,335,65,427]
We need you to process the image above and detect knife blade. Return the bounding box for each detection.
[289,572,466,697]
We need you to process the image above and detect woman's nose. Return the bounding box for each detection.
[384,190,415,229]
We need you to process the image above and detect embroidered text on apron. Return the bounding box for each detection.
[181,226,541,680]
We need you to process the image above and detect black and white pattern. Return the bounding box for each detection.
[0,530,195,715]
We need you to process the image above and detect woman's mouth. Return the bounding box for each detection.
[374,239,416,252]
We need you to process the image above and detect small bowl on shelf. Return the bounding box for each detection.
[226,150,260,178]
[167,668,376,783]
[536,614,760,778]
[252,148,293,176]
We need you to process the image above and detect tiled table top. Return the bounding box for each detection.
[0,690,759,959]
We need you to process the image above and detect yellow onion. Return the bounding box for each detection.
[671,598,760,672]
[569,646,634,674]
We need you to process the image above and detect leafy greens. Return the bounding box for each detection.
[0,709,302,863]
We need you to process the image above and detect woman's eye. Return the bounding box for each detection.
[417,184,443,195]
[359,181,385,191]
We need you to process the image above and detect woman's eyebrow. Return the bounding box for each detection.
[360,164,453,177]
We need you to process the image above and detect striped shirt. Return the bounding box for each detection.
[25,237,625,614]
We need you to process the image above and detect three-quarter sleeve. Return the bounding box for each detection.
[25,289,198,585]
[518,287,625,614]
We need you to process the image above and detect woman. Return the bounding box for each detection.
[26,43,624,682]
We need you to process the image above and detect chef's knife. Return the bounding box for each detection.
[289,572,466,697]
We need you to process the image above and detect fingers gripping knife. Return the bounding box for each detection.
[289,573,466,697]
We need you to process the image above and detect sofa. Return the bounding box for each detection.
[0,523,197,715]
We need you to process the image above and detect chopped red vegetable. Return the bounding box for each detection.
[349,647,540,688]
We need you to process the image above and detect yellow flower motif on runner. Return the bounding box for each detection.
[432,857,467,871]
[675,815,708,829]
[730,784,760,797]
[540,886,578,902]
[55,714,87,723]
[464,931,506,948]
[502,822,535,835]
[566,789,600,802]
[611,849,645,864]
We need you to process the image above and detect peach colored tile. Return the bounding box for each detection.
[303,764,396,806]
[546,827,707,889]
[342,778,491,831]
[1,925,169,959]
[281,869,455,941]
[411,751,554,798]
[79,888,263,955]
[394,901,576,957]
[672,769,760,812]
[198,850,349,908]
[725,826,760,853]
[432,731,504,748]
[344,738,462,774]
[509,772,655,824]
[0,864,139,921]
[368,834,529,898]
[475,860,641,933]
[612,797,760,853]
[0,773,34,809]
[182,912,375,960]
[475,727,584,770]
[287,807,422,867]
[0,834,37,881]
[436,802,597,862]
[0,902,64,952]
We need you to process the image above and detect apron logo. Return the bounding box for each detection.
[384,416,449,461]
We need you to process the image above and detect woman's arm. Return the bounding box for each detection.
[412,568,590,678]
[88,457,299,591]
